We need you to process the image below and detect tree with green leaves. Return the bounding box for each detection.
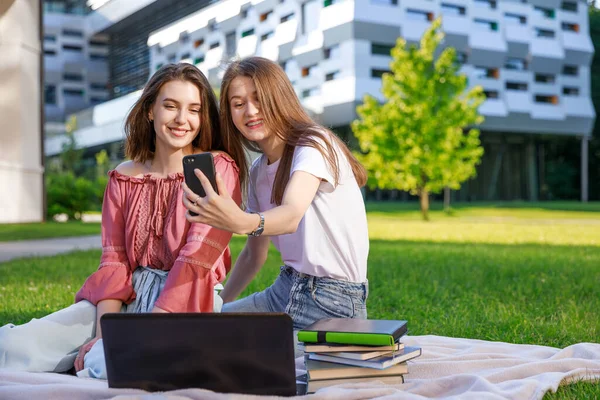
[352,18,486,220]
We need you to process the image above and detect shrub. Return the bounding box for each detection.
[46,172,97,220]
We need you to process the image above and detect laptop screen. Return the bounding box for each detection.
[101,312,297,396]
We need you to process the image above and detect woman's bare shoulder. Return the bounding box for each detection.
[115,160,147,177]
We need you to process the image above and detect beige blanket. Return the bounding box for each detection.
[1,335,598,400]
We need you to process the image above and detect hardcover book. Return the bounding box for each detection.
[308,346,422,370]
[299,342,404,354]
[305,359,409,380]
[301,374,405,393]
[297,318,408,346]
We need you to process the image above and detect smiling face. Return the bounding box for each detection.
[228,76,272,145]
[148,80,201,154]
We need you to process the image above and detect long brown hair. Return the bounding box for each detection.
[220,57,366,205]
[124,63,247,183]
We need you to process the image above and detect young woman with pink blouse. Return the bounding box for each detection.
[0,63,244,377]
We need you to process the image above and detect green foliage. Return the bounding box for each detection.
[352,18,486,218]
[46,172,97,220]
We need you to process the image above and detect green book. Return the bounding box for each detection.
[297,318,407,346]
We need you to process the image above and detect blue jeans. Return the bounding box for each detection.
[222,266,368,355]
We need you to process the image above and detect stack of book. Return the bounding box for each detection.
[296,319,421,394]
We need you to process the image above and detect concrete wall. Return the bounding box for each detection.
[0,0,44,223]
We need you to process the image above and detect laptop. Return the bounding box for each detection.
[100,312,297,396]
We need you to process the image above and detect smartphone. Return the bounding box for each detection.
[183,153,218,216]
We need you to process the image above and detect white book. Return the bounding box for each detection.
[306,374,405,393]
[308,346,421,370]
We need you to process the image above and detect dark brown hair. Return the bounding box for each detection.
[220,57,367,205]
[124,63,246,183]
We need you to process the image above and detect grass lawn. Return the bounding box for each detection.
[0,221,101,242]
[0,203,599,398]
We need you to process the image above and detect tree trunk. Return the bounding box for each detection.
[444,186,450,212]
[419,189,430,221]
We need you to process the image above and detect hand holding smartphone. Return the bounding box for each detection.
[182,153,218,216]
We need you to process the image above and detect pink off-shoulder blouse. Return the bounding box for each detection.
[75,153,241,313]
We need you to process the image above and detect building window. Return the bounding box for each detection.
[89,39,107,47]
[563,65,578,76]
[371,69,390,78]
[62,28,83,37]
[504,12,526,25]
[474,0,497,9]
[456,52,468,64]
[323,0,334,7]
[506,82,528,91]
[180,32,190,44]
[535,74,555,83]
[168,54,177,62]
[156,63,163,70]
[194,39,205,48]
[44,35,56,42]
[535,94,558,104]
[260,10,272,22]
[370,0,398,5]
[194,56,205,65]
[561,1,577,12]
[324,44,340,59]
[474,67,499,79]
[90,97,106,105]
[280,60,287,71]
[63,73,83,81]
[90,83,107,90]
[261,31,274,41]
[241,28,255,38]
[63,88,85,96]
[406,9,434,22]
[533,6,555,19]
[504,58,527,70]
[209,42,220,49]
[280,13,294,23]
[45,85,56,105]
[44,50,56,56]
[62,44,82,52]
[483,90,499,99]
[441,3,466,16]
[473,19,499,31]
[563,87,580,96]
[325,70,340,81]
[90,53,107,61]
[301,65,316,77]
[225,32,236,56]
[371,43,393,56]
[180,52,191,60]
[561,22,580,33]
[301,87,320,98]
[535,28,555,38]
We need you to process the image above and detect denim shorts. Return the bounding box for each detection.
[222,266,368,331]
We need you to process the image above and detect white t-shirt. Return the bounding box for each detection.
[247,138,369,283]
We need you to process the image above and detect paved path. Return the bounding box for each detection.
[0,235,102,263]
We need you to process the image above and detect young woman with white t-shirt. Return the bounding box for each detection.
[182,56,369,332]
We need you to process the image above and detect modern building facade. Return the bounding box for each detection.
[47,0,595,201]
[43,0,110,138]
[0,0,44,223]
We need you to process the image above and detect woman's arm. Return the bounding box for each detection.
[94,299,123,338]
[183,170,321,235]
[219,235,270,303]
[74,298,122,372]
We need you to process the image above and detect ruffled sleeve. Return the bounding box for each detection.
[75,171,135,305]
[154,154,242,313]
